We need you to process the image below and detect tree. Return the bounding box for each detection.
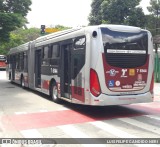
[88,0,145,27]
[0,28,40,55]
[88,0,104,25]
[0,25,71,55]
[147,0,160,35]
[55,25,71,30]
[0,0,32,42]
[147,0,160,52]
[124,7,146,27]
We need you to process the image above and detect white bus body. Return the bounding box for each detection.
[7,25,154,106]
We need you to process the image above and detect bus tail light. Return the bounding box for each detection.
[90,68,101,97]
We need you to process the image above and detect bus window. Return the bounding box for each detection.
[24,52,28,72]
[16,54,20,70]
[52,44,60,58]
[43,46,49,59]
[74,36,86,50]
[101,28,148,68]
[42,46,49,65]
[20,52,24,71]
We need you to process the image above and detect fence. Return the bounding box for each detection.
[154,52,160,82]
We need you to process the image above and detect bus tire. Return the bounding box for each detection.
[21,76,25,88]
[9,72,11,80]
[51,82,60,103]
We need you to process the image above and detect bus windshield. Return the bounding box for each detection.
[0,55,6,61]
[101,27,148,68]
[101,27,148,51]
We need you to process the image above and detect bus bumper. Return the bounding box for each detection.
[90,92,153,106]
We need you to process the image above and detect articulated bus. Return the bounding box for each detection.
[6,25,154,106]
[0,55,7,70]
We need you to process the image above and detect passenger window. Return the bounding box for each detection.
[43,46,49,59]
[52,44,60,58]
[74,37,86,50]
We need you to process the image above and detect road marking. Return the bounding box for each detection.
[118,117,160,135]
[90,121,159,147]
[15,112,27,115]
[90,121,136,138]
[2,102,160,131]
[58,125,105,147]
[145,115,160,121]
[20,129,43,138]
[39,110,48,112]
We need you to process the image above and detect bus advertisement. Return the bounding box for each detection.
[6,25,154,106]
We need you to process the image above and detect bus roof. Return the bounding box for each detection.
[7,24,148,55]
[35,27,82,44]
[100,24,142,33]
[8,42,30,55]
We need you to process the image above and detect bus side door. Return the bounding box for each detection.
[35,49,42,88]
[71,36,86,103]
[60,40,72,99]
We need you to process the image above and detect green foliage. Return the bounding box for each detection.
[0,0,32,42]
[124,7,146,27]
[55,25,71,30]
[3,0,32,17]
[147,0,160,16]
[88,0,104,25]
[12,28,41,43]
[0,25,71,55]
[89,0,145,27]
[0,12,24,42]
[0,28,41,55]
[147,0,160,35]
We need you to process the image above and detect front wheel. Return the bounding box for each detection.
[51,82,60,103]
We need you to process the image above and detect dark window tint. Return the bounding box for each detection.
[71,36,86,79]
[43,46,49,59]
[0,55,6,61]
[52,44,60,58]
[101,27,148,68]
[74,37,86,50]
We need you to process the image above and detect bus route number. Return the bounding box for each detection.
[51,68,58,74]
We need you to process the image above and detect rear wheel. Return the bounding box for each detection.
[51,82,60,103]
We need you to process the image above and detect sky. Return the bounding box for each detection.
[26,0,151,28]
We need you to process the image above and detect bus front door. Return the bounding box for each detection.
[35,49,42,88]
[61,43,72,99]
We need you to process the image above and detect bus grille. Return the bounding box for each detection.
[106,54,147,68]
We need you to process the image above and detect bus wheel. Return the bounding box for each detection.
[51,82,60,103]
[21,76,25,88]
[9,73,11,80]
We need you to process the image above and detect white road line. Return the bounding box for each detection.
[90,121,136,138]
[145,115,160,121]
[90,121,159,147]
[20,129,43,138]
[39,110,48,112]
[58,125,106,147]
[118,117,160,135]
[15,108,69,115]
[15,112,27,115]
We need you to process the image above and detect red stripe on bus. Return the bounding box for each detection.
[71,86,85,102]
[42,80,49,90]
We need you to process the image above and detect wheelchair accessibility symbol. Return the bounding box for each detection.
[108,80,114,87]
